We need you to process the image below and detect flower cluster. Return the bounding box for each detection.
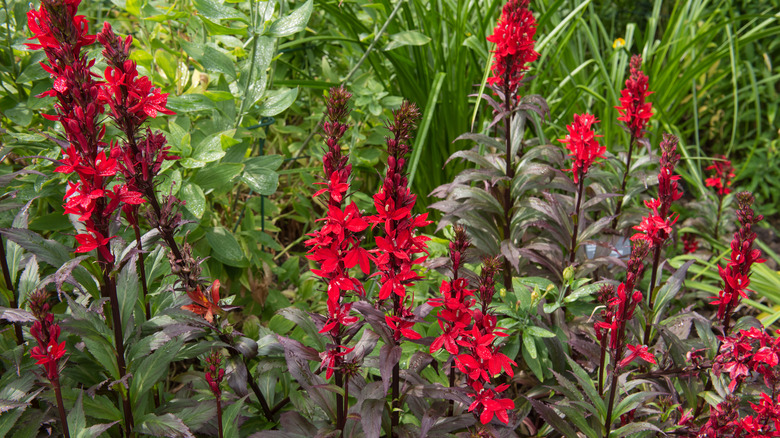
[453,257,516,425]
[615,55,653,139]
[369,101,430,341]
[559,113,605,183]
[712,192,765,333]
[705,155,735,197]
[182,279,224,324]
[631,134,681,247]
[28,290,67,382]
[28,0,145,263]
[306,87,368,379]
[595,241,654,366]
[486,0,540,96]
[682,233,699,254]
[429,226,475,355]
[205,350,225,398]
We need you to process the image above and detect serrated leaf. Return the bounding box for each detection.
[221,396,247,437]
[611,421,662,437]
[130,339,183,407]
[17,256,39,307]
[117,259,139,339]
[277,307,324,350]
[526,397,578,438]
[267,0,312,37]
[138,413,195,438]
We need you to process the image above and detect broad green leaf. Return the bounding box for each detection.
[180,41,236,80]
[385,31,432,51]
[258,88,299,117]
[138,413,195,438]
[117,259,139,338]
[67,392,86,436]
[155,50,178,82]
[205,227,247,267]
[267,0,313,37]
[526,326,556,338]
[221,396,247,437]
[130,339,184,407]
[166,94,216,113]
[192,0,248,21]
[242,155,282,195]
[191,163,244,193]
[179,183,206,218]
[17,256,38,307]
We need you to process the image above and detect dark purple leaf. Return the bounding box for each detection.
[280,411,318,436]
[379,344,402,395]
[451,133,503,151]
[525,397,578,438]
[360,399,384,438]
[0,228,71,267]
[0,307,36,323]
[276,335,335,418]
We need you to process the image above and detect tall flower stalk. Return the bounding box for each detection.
[27,1,138,432]
[560,113,606,266]
[369,102,429,436]
[597,241,654,436]
[613,55,653,229]
[28,290,69,438]
[305,86,369,433]
[705,155,735,239]
[712,192,764,335]
[486,0,538,290]
[205,350,226,438]
[633,134,682,345]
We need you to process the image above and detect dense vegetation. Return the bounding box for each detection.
[1,0,779,437]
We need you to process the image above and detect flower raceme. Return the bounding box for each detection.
[705,155,736,197]
[712,192,765,332]
[560,113,606,184]
[205,350,226,398]
[28,290,66,382]
[615,55,653,139]
[182,280,224,324]
[486,0,539,96]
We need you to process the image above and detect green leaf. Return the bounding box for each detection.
[192,0,247,21]
[117,259,139,337]
[611,421,662,437]
[564,282,602,303]
[155,50,178,82]
[138,413,195,438]
[257,88,299,117]
[130,339,184,407]
[526,326,556,338]
[191,163,244,193]
[194,133,228,163]
[5,104,32,127]
[385,30,432,51]
[267,0,313,37]
[205,227,247,267]
[166,94,216,113]
[180,41,236,80]
[221,396,247,437]
[67,392,86,435]
[17,256,38,307]
[179,183,206,218]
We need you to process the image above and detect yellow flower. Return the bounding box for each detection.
[613,38,626,49]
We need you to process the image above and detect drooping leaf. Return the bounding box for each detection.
[138,413,195,438]
[267,0,312,37]
[205,227,247,267]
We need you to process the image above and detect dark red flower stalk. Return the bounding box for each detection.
[205,350,226,438]
[633,134,682,345]
[683,233,699,254]
[615,55,653,139]
[712,192,765,335]
[560,113,605,265]
[706,155,736,238]
[453,256,516,425]
[369,101,429,436]
[601,241,654,438]
[28,1,136,433]
[486,0,539,98]
[28,290,70,438]
[306,87,367,433]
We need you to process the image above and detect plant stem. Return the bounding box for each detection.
[598,340,607,395]
[335,334,345,435]
[343,374,350,435]
[130,217,152,320]
[216,394,224,438]
[642,246,663,346]
[53,378,70,438]
[714,195,724,239]
[569,174,585,265]
[612,134,636,230]
[1,237,23,345]
[502,84,514,291]
[390,293,401,438]
[448,362,456,416]
[101,259,134,436]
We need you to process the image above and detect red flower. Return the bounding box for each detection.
[682,233,698,254]
[75,231,115,262]
[182,280,223,323]
[205,350,225,398]
[468,385,515,425]
[706,155,735,197]
[631,199,678,247]
[615,55,653,139]
[619,344,656,367]
[318,345,354,380]
[29,291,67,382]
[559,113,605,183]
[486,0,539,95]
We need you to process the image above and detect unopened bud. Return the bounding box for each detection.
[563,266,574,282]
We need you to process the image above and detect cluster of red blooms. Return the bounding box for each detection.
[706,155,736,197]
[559,113,606,184]
[615,55,653,139]
[369,102,431,341]
[28,290,67,382]
[595,241,655,367]
[693,327,780,437]
[305,87,367,378]
[631,134,682,247]
[682,233,699,254]
[96,22,177,223]
[182,279,223,324]
[429,226,475,355]
[486,0,539,96]
[205,350,226,398]
[448,257,516,425]
[28,0,143,263]
[712,192,765,332]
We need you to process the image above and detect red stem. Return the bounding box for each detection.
[53,378,71,438]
